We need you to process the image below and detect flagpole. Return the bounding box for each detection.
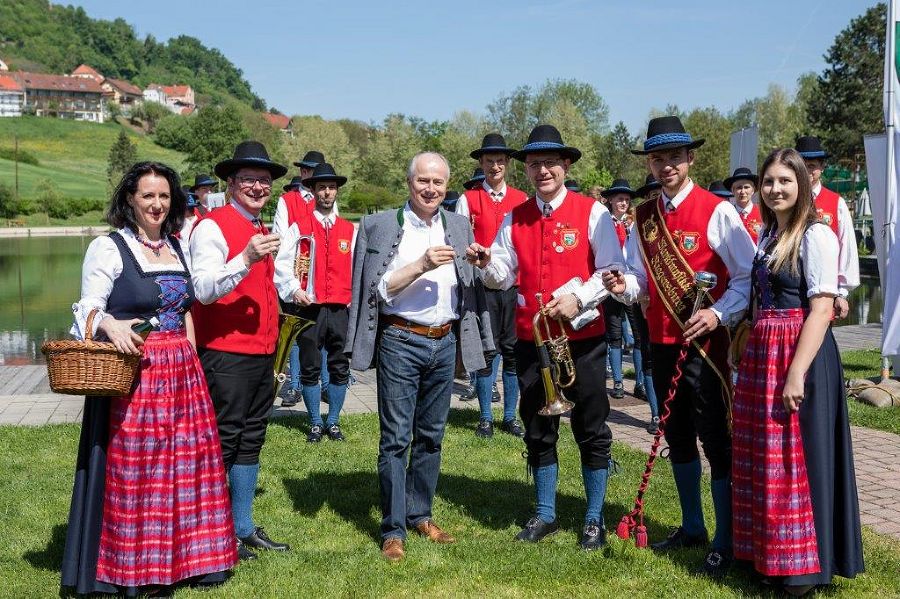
[884,0,897,380]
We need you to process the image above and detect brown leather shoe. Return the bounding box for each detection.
[414,519,456,544]
[381,538,404,562]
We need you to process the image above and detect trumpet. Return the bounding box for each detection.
[273,311,314,398]
[294,233,316,300]
[533,293,576,416]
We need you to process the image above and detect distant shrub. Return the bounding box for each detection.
[343,183,398,214]
[0,147,40,166]
[0,182,14,218]
[154,114,193,152]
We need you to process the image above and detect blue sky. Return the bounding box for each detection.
[68,0,881,132]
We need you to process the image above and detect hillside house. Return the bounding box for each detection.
[0,75,24,117]
[8,72,105,122]
[145,84,195,113]
[143,85,167,106]
[262,112,293,135]
[70,64,104,83]
[102,78,143,114]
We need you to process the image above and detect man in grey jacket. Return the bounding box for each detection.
[346,151,492,563]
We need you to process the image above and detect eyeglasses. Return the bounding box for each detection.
[235,175,273,188]
[525,159,564,171]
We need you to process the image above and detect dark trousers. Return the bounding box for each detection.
[517,337,612,470]
[602,297,641,349]
[295,304,350,386]
[376,325,457,540]
[477,286,518,375]
[651,342,731,479]
[632,307,653,373]
[200,349,275,467]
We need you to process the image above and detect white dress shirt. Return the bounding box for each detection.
[272,193,339,238]
[178,214,198,255]
[620,180,756,327]
[71,228,186,339]
[455,180,508,218]
[481,185,626,309]
[377,203,459,326]
[756,224,839,299]
[190,201,260,305]
[274,209,357,302]
[812,182,859,298]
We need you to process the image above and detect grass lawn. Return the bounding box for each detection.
[841,349,900,436]
[0,116,185,202]
[1,411,898,598]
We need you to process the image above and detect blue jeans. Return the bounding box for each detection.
[289,342,301,391]
[376,325,456,540]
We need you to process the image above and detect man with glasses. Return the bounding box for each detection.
[468,125,625,551]
[455,133,527,439]
[190,141,291,561]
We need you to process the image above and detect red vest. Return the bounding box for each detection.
[283,190,313,228]
[191,205,279,355]
[815,186,840,237]
[302,215,354,306]
[464,185,528,246]
[643,186,730,344]
[612,218,628,248]
[736,202,763,244]
[510,192,606,342]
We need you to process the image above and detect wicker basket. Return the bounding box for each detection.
[41,309,140,396]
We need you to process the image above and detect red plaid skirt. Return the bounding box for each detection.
[96,331,237,587]
[732,308,820,576]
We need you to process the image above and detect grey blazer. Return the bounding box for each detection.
[345,205,494,371]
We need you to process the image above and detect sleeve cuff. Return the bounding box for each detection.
[837,286,850,298]
[278,279,301,303]
[225,253,250,278]
[810,285,840,298]
[378,271,394,304]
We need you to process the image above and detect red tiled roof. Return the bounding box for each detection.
[72,64,103,80]
[9,71,103,93]
[162,84,191,97]
[105,77,142,96]
[262,113,291,129]
[0,75,23,92]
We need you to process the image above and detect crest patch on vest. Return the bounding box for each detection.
[816,208,834,226]
[338,239,351,254]
[560,228,579,249]
[642,217,659,243]
[678,231,700,254]
[748,219,762,234]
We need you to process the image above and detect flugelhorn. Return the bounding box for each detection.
[533,293,576,416]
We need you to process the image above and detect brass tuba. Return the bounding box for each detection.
[273,311,315,398]
[533,293,576,416]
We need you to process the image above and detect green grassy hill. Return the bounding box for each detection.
[0,116,186,202]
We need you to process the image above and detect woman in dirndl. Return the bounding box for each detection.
[731,148,864,596]
[61,162,237,596]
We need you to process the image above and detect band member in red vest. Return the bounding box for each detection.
[605,116,755,576]
[795,136,859,319]
[274,163,355,442]
[190,141,290,560]
[724,167,762,244]
[468,125,625,551]
[456,133,528,439]
[190,173,218,212]
[273,150,326,236]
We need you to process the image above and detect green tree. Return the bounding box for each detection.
[107,129,137,191]
[355,114,423,198]
[808,3,885,160]
[0,182,15,219]
[185,103,249,176]
[732,83,811,164]
[283,115,360,188]
[682,106,733,187]
[597,121,645,185]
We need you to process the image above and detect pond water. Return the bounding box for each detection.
[0,235,887,365]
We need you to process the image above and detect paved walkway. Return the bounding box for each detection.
[1,353,898,541]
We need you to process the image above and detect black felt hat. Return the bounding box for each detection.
[441,190,461,212]
[301,162,347,188]
[214,140,288,180]
[564,179,581,192]
[189,174,217,192]
[470,133,516,159]
[635,174,661,197]
[282,175,304,192]
[293,150,326,169]
[601,178,637,199]
[724,167,758,190]
[632,116,705,155]
[707,180,733,198]
[464,167,486,190]
[795,136,830,160]
[511,124,581,163]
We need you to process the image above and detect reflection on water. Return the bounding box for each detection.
[0,235,886,365]
[0,235,96,365]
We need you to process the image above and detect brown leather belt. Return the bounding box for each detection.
[383,315,454,339]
